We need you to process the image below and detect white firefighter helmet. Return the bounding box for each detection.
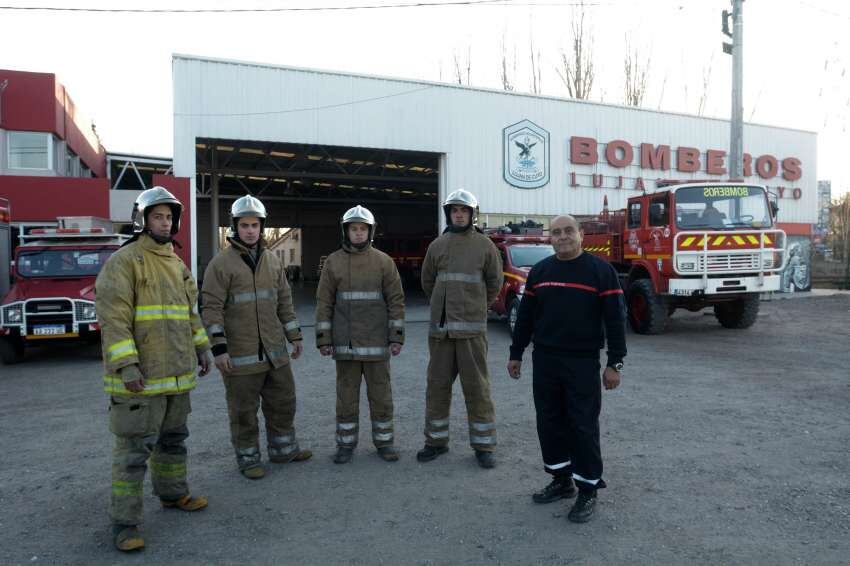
[231,194,267,220]
[132,186,183,234]
[442,188,479,227]
[341,205,376,243]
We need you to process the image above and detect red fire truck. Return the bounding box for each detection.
[0,217,128,364]
[488,228,554,332]
[0,198,10,301]
[582,182,786,334]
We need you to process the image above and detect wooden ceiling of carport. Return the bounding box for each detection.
[195,139,439,204]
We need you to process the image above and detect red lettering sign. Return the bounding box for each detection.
[743,153,752,177]
[570,137,597,165]
[706,149,727,175]
[605,140,633,167]
[676,147,700,173]
[756,155,779,179]
[782,157,802,181]
[640,143,671,170]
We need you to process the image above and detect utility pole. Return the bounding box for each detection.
[722,0,744,179]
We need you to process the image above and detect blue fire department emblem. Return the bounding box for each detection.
[503,119,549,189]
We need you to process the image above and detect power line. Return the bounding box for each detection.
[174,85,434,117]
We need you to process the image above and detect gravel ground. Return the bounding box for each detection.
[0,288,848,565]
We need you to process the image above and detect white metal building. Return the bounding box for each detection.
[172,54,817,279]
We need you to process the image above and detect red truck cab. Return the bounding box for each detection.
[488,230,554,332]
[0,217,128,364]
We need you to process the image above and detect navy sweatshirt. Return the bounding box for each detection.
[509,251,627,366]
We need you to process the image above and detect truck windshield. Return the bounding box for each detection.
[675,185,772,230]
[16,248,114,278]
[509,244,554,268]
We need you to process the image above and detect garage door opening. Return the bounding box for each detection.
[195,139,440,286]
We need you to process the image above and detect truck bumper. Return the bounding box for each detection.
[668,275,781,296]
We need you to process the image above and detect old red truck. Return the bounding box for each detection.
[581,182,786,334]
[0,217,128,364]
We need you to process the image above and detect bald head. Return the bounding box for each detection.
[550,214,583,260]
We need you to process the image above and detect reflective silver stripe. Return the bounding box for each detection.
[431,321,487,333]
[337,422,357,431]
[373,432,393,442]
[269,445,296,456]
[338,291,383,301]
[572,472,600,485]
[427,430,449,439]
[228,288,275,305]
[389,319,404,328]
[545,460,571,471]
[334,346,388,356]
[207,323,224,335]
[316,321,332,330]
[237,447,259,457]
[336,435,357,444]
[283,320,300,331]
[471,422,495,432]
[269,435,292,446]
[372,420,392,429]
[470,435,495,445]
[429,419,449,428]
[437,272,482,284]
[231,354,262,366]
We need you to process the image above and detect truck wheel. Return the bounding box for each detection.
[507,297,520,335]
[0,337,25,365]
[714,295,760,329]
[627,279,668,335]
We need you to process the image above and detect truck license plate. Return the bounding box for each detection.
[33,325,66,336]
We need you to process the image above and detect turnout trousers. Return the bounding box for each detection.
[109,392,192,526]
[424,336,497,452]
[223,363,301,469]
[335,360,394,448]
[532,347,606,492]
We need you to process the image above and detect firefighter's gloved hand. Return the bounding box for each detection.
[198,350,213,377]
[120,364,145,393]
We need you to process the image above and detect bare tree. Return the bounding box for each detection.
[453,46,472,86]
[529,32,542,94]
[623,36,650,107]
[500,30,516,91]
[828,193,850,267]
[656,72,668,110]
[555,1,594,99]
[696,52,714,116]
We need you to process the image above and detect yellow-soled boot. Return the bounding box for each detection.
[241,465,266,479]
[161,494,208,511]
[113,525,145,552]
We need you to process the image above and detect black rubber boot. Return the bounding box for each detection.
[416,445,448,462]
[475,450,495,469]
[334,446,354,464]
[532,477,577,504]
[567,491,598,523]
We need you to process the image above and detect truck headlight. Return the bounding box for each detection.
[676,258,695,272]
[3,303,23,324]
[75,301,97,321]
[762,253,774,268]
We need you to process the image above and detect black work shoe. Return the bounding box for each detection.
[567,491,597,523]
[416,445,448,462]
[334,446,354,464]
[377,446,400,462]
[475,450,495,469]
[532,477,577,504]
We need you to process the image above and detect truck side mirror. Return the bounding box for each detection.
[769,201,779,220]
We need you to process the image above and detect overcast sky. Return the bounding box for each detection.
[1,0,848,195]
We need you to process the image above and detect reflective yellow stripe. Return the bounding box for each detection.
[134,304,190,321]
[733,236,746,245]
[681,236,696,247]
[696,238,706,247]
[107,339,138,362]
[193,328,209,346]
[103,371,197,396]
[763,235,773,245]
[713,236,726,246]
[112,480,143,497]
[747,235,759,245]
[150,461,186,478]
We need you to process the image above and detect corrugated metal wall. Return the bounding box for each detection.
[174,55,817,227]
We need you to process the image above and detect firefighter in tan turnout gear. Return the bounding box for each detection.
[315,205,405,464]
[201,195,311,479]
[418,189,504,468]
[96,187,212,552]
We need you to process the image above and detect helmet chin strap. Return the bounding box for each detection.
[145,229,173,245]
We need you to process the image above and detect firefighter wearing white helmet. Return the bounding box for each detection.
[418,188,503,468]
[315,204,405,463]
[96,186,212,551]
[201,194,311,479]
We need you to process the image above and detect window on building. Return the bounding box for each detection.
[627,202,642,229]
[8,132,53,170]
[289,249,295,263]
[66,148,80,177]
[81,164,91,178]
